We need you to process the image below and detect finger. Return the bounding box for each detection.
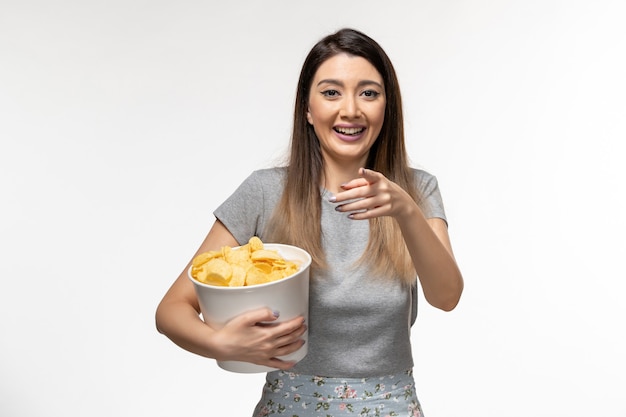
[358,167,382,183]
[272,321,307,346]
[335,168,380,195]
[263,315,306,339]
[339,177,369,190]
[273,338,307,357]
[281,315,307,332]
[347,206,385,220]
[234,307,280,327]
[334,194,388,219]
[334,192,380,213]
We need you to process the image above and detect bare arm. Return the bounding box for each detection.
[331,168,464,311]
[395,209,463,311]
[155,220,307,369]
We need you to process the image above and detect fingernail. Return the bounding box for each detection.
[328,195,336,203]
[334,205,342,212]
[272,310,280,318]
[348,213,355,219]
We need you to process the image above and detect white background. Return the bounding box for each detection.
[1,1,625,416]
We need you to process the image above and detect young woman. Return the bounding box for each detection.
[156,28,463,417]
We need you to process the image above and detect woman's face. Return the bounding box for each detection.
[307,53,386,168]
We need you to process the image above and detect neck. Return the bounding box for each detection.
[321,158,367,194]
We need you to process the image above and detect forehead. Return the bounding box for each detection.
[313,53,383,85]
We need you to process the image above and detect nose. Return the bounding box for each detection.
[340,96,362,119]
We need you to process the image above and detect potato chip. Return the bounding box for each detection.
[245,267,271,286]
[192,250,220,268]
[253,262,273,274]
[190,237,299,287]
[195,258,232,286]
[250,249,282,262]
[248,236,264,251]
[229,265,247,287]
[225,247,253,266]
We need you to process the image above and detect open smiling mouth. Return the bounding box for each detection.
[334,127,365,136]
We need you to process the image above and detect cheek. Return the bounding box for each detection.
[306,102,327,126]
[375,103,386,125]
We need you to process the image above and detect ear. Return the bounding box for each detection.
[306,108,313,125]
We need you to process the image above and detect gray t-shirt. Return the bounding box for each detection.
[214,167,446,377]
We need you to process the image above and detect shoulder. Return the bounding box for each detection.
[410,167,436,181]
[224,167,286,200]
[409,167,447,220]
[248,167,287,185]
[409,167,439,193]
[236,167,286,201]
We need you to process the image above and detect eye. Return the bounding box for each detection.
[361,90,380,99]
[321,89,340,98]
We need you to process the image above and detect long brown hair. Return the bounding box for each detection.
[265,28,421,285]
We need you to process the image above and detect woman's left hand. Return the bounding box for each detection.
[330,167,416,221]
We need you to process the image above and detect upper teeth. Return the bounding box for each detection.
[335,127,363,135]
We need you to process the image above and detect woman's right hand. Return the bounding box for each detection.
[212,308,307,370]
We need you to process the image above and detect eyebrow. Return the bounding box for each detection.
[316,79,384,89]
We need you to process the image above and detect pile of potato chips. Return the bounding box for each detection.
[190,237,299,287]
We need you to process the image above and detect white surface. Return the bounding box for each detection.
[1,1,625,416]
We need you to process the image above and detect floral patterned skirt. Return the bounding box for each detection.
[252,368,423,417]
